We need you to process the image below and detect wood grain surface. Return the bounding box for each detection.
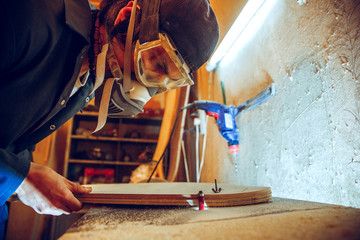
[77,182,271,207]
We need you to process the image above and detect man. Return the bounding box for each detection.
[0,0,219,232]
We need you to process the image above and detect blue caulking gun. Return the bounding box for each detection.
[185,83,275,172]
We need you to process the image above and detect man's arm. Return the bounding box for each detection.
[0,148,91,216]
[0,149,31,205]
[15,162,92,216]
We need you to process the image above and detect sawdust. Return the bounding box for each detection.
[68,206,194,233]
[66,198,338,234]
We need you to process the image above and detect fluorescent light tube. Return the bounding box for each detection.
[206,0,267,71]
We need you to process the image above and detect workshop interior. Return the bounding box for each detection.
[5,0,360,239]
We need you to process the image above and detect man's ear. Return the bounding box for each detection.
[114,1,135,25]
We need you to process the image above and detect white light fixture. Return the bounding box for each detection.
[206,0,275,71]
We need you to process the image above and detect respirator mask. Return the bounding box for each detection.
[93,0,193,132]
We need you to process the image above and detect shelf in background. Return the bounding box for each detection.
[77,111,163,121]
[77,111,99,117]
[71,135,158,143]
[65,108,163,183]
[68,159,142,166]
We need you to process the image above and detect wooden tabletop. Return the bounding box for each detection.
[60,198,360,240]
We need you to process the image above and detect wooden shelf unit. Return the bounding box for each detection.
[64,111,162,184]
[70,135,158,143]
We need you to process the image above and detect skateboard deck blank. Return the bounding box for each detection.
[77,182,272,207]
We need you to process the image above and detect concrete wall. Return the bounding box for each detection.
[199,0,360,207]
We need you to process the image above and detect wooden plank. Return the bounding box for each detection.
[77,183,271,207]
[167,86,190,182]
[151,90,181,179]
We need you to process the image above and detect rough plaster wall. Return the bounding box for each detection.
[202,0,360,208]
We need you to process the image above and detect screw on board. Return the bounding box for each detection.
[212,179,222,193]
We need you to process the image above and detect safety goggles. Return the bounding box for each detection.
[134,33,194,94]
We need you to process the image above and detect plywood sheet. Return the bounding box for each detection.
[77,183,271,207]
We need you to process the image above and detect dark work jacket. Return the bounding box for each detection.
[0,0,94,204]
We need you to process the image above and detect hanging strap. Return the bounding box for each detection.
[90,43,109,95]
[92,77,118,133]
[123,0,138,92]
[87,43,113,134]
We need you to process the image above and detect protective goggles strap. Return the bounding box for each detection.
[90,43,109,95]
[89,44,112,134]
[123,0,138,92]
[139,0,161,44]
[92,77,117,133]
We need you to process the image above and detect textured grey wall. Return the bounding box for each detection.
[202,0,360,207]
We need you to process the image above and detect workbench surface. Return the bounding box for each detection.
[60,198,360,240]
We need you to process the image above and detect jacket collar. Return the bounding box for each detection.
[64,0,92,43]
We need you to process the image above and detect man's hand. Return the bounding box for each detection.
[15,162,92,216]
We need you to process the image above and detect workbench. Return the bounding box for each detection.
[59,198,360,240]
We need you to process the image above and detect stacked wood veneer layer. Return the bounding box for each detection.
[77,182,271,207]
